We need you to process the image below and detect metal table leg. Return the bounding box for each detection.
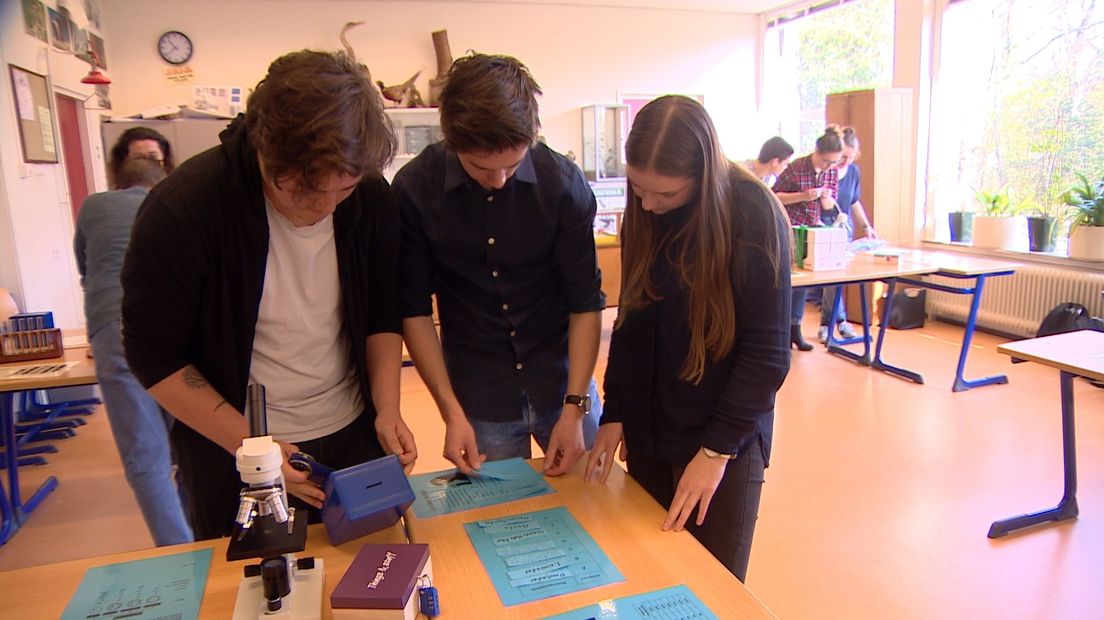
[826,283,873,365]
[870,279,925,384]
[948,274,1008,392]
[0,391,59,545]
[988,370,1079,537]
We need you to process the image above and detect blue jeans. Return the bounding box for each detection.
[469,380,600,461]
[820,286,846,326]
[90,319,193,546]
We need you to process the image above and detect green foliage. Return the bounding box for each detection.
[962,0,1104,228]
[791,0,894,152]
[974,186,1024,217]
[1061,173,1104,229]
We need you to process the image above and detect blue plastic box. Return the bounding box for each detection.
[322,454,414,545]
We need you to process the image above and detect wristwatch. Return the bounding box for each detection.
[562,393,591,415]
[701,446,738,460]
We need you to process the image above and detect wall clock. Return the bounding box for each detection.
[158,31,193,65]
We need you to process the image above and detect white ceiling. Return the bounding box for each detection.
[438,0,797,14]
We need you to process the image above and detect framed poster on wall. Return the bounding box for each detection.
[9,65,58,163]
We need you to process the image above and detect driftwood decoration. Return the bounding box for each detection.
[428,29,453,107]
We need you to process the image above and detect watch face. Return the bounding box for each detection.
[158,31,193,65]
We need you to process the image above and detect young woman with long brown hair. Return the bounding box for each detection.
[584,96,791,582]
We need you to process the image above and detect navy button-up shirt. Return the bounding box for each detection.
[394,142,605,423]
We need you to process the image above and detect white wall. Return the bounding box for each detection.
[0,0,104,328]
[3,0,762,330]
[100,0,760,160]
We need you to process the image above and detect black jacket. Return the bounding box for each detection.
[601,176,791,466]
[121,116,401,537]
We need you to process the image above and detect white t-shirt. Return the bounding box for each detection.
[249,200,363,443]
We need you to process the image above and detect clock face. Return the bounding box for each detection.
[158,31,193,65]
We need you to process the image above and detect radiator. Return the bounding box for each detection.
[924,265,1104,338]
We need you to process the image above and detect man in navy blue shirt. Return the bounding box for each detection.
[394,54,604,477]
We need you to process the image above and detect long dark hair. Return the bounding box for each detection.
[620,95,784,383]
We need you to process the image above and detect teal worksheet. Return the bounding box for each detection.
[61,548,212,620]
[409,457,554,518]
[542,585,718,619]
[464,506,624,606]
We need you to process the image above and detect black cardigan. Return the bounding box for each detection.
[601,177,792,466]
[121,117,401,537]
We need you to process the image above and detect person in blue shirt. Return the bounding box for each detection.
[393,54,605,477]
[585,96,791,582]
[818,126,878,342]
[74,154,193,546]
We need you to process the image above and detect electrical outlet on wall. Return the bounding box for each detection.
[50,247,61,259]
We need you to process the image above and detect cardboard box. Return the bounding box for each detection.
[844,282,888,325]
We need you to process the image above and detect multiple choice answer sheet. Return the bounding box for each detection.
[409,457,554,518]
[464,506,624,606]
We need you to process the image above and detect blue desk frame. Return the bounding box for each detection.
[987,369,1079,537]
[870,270,1016,391]
[0,391,59,544]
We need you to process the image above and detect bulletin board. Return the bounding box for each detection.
[9,64,59,163]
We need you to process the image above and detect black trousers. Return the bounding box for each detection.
[627,443,766,582]
[174,412,385,541]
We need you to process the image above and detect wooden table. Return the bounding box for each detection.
[987,330,1104,538]
[404,458,776,618]
[870,249,1020,391]
[0,346,98,544]
[0,521,407,618]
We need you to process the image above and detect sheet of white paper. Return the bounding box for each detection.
[14,72,34,121]
[38,106,56,154]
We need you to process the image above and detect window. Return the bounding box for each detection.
[928,0,1104,251]
[762,0,895,154]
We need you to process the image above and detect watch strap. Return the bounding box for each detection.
[562,393,591,415]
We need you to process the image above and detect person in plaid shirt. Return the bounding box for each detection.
[771,126,845,351]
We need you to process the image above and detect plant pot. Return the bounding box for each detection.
[972,215,1023,250]
[948,212,974,243]
[1026,216,1058,253]
[1068,226,1104,260]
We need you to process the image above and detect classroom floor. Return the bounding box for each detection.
[1,310,1101,619]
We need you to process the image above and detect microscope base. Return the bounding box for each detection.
[232,557,325,619]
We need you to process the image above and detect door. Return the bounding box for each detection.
[55,94,91,222]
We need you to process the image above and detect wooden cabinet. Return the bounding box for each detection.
[596,244,621,308]
[101,118,228,169]
[825,88,914,245]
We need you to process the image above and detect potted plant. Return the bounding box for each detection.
[972,186,1025,249]
[948,206,974,243]
[1062,173,1104,260]
[1024,198,1060,253]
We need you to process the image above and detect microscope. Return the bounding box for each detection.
[228,384,324,619]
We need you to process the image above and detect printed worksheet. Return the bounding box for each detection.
[542,585,718,619]
[464,506,623,606]
[60,548,212,620]
[409,457,554,518]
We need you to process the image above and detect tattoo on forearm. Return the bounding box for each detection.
[183,367,209,389]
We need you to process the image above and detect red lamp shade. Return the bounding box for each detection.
[81,68,111,85]
[80,50,110,85]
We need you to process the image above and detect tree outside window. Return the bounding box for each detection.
[929,0,1104,251]
[762,0,895,154]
